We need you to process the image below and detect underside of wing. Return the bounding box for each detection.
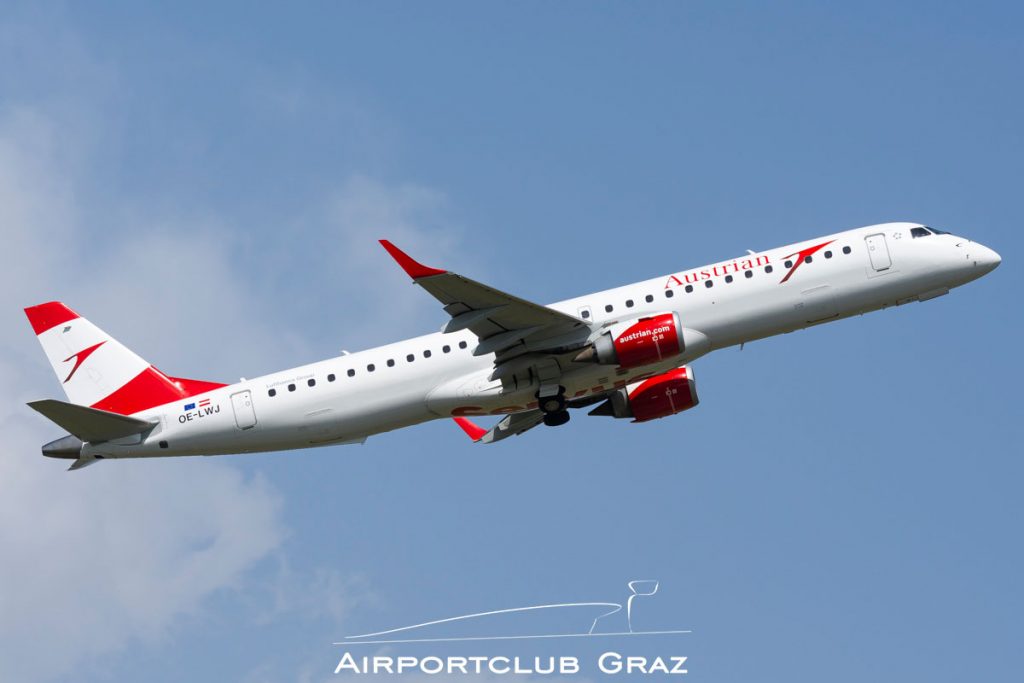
[453,411,546,443]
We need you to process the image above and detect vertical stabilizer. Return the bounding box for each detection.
[24,302,226,415]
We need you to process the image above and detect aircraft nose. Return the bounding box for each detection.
[975,243,1001,273]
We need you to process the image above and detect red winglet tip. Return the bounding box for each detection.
[24,301,80,335]
[452,417,487,442]
[379,240,446,279]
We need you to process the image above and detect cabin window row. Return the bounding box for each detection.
[582,245,855,314]
[266,340,470,397]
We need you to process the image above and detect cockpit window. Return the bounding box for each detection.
[923,225,951,235]
[911,227,932,238]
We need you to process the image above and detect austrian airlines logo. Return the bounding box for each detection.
[779,239,835,284]
[62,341,106,383]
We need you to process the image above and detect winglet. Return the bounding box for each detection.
[379,240,447,279]
[452,416,487,442]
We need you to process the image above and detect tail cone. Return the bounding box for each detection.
[42,435,84,459]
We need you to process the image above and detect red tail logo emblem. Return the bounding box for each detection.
[62,341,106,383]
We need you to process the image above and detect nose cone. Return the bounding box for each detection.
[975,244,1001,273]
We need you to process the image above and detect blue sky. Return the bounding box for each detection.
[1,2,1020,681]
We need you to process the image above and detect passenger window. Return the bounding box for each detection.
[685,285,693,293]
[725,275,733,283]
[308,378,316,387]
[406,354,415,362]
[843,246,852,254]
[605,304,614,312]
[804,255,812,264]
[442,345,451,353]
[705,280,713,288]
[765,265,774,273]
[347,369,355,377]
[424,350,432,358]
[645,294,654,303]
[367,364,375,372]
[581,310,590,319]
[459,341,468,349]
[328,373,336,382]
[387,359,395,367]
[665,289,674,298]
[626,299,634,308]
[745,270,753,278]
[268,388,276,397]
[824,250,832,259]
[784,260,793,268]
[288,384,296,392]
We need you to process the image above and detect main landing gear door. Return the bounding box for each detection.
[865,233,892,271]
[230,390,257,430]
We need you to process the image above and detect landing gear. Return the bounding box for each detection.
[539,393,565,414]
[537,385,570,427]
[543,410,570,427]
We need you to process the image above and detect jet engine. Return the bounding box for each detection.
[575,313,693,369]
[589,365,699,422]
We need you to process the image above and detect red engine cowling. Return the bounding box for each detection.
[584,313,683,369]
[589,366,699,422]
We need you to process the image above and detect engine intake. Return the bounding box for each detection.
[589,366,699,422]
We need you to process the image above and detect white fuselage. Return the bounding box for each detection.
[85,223,999,459]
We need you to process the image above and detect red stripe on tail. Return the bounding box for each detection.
[91,367,228,415]
[24,302,80,335]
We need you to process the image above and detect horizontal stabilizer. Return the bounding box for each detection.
[28,399,157,443]
[68,454,102,471]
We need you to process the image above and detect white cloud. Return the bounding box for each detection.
[0,10,478,678]
[0,102,292,683]
[263,174,468,353]
[0,72,469,683]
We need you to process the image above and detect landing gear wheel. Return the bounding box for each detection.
[536,385,567,415]
[543,410,571,427]
[539,395,566,414]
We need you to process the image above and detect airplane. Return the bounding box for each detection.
[24,222,999,470]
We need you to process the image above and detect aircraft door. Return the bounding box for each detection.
[230,390,257,430]
[865,233,892,271]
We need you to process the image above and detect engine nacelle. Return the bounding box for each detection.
[577,312,685,369]
[589,366,699,423]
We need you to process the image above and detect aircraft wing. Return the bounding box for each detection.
[380,241,591,374]
[453,412,546,444]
